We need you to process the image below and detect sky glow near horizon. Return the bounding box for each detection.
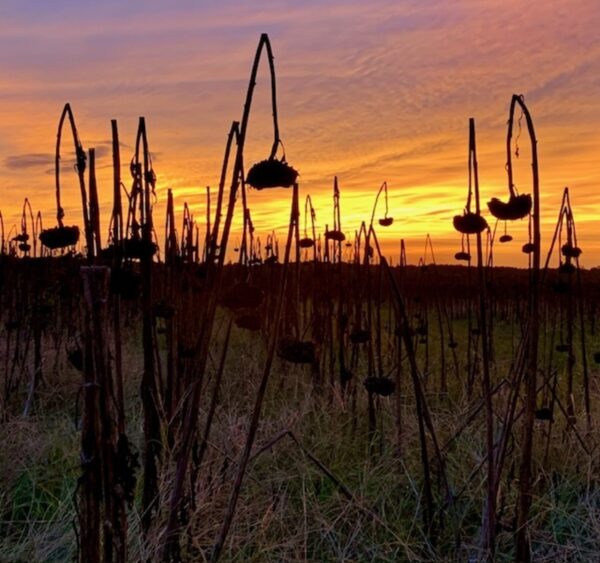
[1,0,600,266]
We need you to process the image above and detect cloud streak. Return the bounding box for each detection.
[5,153,53,170]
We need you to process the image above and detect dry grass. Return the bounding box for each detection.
[1,310,599,562]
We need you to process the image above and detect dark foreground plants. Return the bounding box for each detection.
[1,36,600,563]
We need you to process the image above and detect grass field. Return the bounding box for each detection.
[1,260,599,562]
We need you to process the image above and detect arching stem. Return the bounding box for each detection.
[513,94,541,563]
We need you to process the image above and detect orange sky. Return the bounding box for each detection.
[1,0,600,266]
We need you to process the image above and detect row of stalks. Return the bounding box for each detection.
[1,34,599,563]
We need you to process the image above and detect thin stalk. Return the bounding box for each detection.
[88,148,102,257]
[469,118,496,556]
[512,95,541,563]
[136,118,162,533]
[55,103,93,256]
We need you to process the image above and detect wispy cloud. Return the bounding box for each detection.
[5,153,52,170]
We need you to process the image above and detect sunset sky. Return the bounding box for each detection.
[1,0,600,266]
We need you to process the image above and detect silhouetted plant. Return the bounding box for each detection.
[40,104,87,253]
